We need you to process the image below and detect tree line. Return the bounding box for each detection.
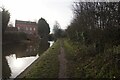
[1,7,65,42]
[66,2,120,53]
[1,8,51,42]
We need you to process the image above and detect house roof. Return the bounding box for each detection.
[15,20,37,25]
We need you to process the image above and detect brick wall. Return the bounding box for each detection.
[15,20,38,35]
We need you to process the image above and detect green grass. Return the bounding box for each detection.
[21,38,120,78]
[63,38,120,78]
[25,40,60,78]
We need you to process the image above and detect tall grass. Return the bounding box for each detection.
[64,38,120,78]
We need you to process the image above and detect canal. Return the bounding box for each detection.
[3,39,54,78]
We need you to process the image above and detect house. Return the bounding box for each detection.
[15,20,38,35]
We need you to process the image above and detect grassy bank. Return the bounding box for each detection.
[64,38,120,78]
[24,39,60,78]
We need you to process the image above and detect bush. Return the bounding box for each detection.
[4,32,27,42]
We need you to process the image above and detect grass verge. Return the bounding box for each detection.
[24,40,60,78]
[63,38,120,78]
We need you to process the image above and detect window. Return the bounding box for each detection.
[30,27,32,31]
[26,27,28,30]
[34,28,35,31]
[18,27,20,30]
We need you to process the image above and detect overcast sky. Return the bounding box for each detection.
[1,0,76,32]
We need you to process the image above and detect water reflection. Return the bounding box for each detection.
[3,39,52,78]
[2,56,11,79]
[48,41,54,47]
[6,54,39,78]
[38,39,50,56]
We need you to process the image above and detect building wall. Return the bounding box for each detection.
[15,20,38,35]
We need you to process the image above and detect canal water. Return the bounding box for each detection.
[3,40,54,78]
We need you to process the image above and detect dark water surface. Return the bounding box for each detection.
[3,39,54,78]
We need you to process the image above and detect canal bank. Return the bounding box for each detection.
[15,39,61,78]
[15,37,120,78]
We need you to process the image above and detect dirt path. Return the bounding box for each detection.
[58,40,68,78]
